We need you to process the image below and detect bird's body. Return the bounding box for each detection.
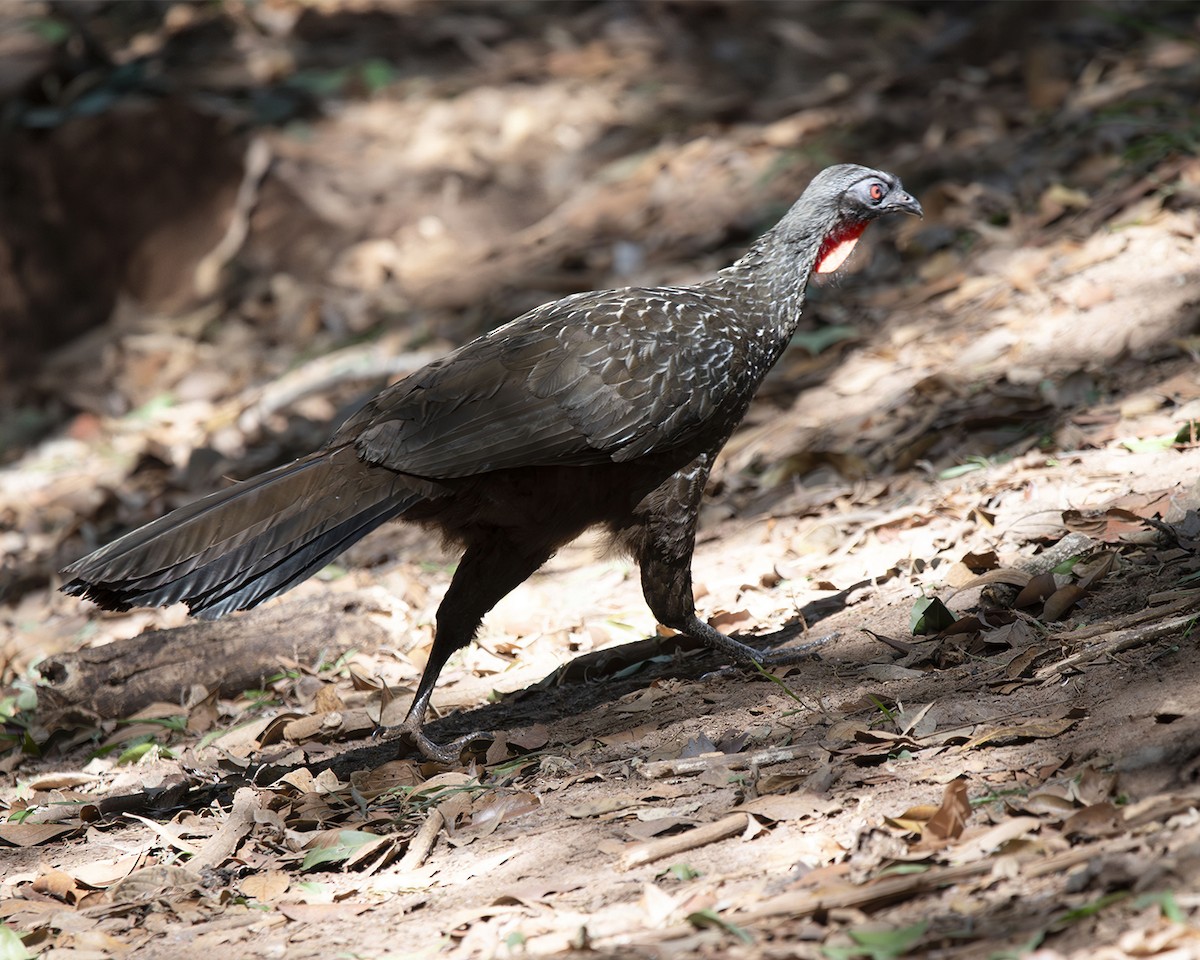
[63,164,921,759]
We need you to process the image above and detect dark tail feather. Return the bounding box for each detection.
[62,446,419,618]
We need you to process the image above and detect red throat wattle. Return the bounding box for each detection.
[814,221,868,274]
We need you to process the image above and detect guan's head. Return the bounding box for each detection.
[777,164,923,275]
[807,163,923,224]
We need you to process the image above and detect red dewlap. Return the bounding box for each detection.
[815,221,868,274]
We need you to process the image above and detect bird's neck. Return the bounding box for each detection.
[709,214,836,343]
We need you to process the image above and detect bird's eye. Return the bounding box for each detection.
[869,183,885,203]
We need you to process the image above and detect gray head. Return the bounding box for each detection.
[798,163,922,225]
[765,164,922,277]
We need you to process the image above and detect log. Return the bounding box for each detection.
[37,593,391,724]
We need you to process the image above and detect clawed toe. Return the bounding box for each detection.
[405,727,490,764]
[759,632,838,666]
[760,648,814,666]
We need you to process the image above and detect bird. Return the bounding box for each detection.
[62,164,922,761]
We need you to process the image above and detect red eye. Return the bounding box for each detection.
[869,183,885,202]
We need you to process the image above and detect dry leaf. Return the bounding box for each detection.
[924,779,971,842]
[22,772,100,791]
[1014,573,1058,608]
[963,715,1081,750]
[349,760,424,800]
[469,791,540,837]
[110,865,202,903]
[734,792,830,820]
[565,795,638,819]
[949,816,1042,865]
[1063,802,1123,839]
[241,870,291,901]
[1042,584,1086,621]
[0,823,76,847]
[31,867,80,901]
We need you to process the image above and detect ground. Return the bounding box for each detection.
[3,2,1200,958]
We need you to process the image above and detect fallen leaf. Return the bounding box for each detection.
[0,823,76,847]
[109,865,202,903]
[241,870,291,901]
[924,779,972,842]
[1063,802,1123,839]
[1042,584,1086,621]
[963,715,1081,750]
[1014,572,1058,607]
[565,796,639,819]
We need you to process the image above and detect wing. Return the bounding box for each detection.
[334,287,743,479]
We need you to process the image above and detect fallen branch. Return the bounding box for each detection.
[1036,604,1200,681]
[619,813,750,870]
[636,743,813,779]
[39,593,391,723]
[738,835,1144,924]
[397,808,445,871]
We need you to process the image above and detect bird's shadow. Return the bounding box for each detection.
[303,579,868,780]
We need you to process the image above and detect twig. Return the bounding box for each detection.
[1048,594,1200,644]
[619,813,750,869]
[236,345,445,433]
[1035,607,1200,681]
[194,137,272,297]
[636,743,812,780]
[398,808,445,871]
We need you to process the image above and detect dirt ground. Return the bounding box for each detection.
[4,2,1200,958]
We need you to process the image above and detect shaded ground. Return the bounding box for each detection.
[3,2,1200,958]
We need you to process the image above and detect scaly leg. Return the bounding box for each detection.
[636,455,807,667]
[392,534,555,762]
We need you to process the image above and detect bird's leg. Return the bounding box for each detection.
[394,651,482,765]
[636,458,808,668]
[640,552,801,666]
[390,535,554,763]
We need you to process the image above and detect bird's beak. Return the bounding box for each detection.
[888,191,923,218]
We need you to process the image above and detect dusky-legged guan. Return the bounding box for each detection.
[63,164,922,760]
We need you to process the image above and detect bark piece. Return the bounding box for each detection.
[38,593,390,724]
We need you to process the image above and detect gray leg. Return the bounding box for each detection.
[636,456,805,667]
[394,534,554,762]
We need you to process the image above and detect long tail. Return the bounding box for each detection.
[62,445,420,620]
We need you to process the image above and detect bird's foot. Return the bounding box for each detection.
[679,615,831,668]
[411,728,488,764]
[377,720,490,764]
[760,639,831,666]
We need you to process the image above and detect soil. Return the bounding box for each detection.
[3,3,1200,959]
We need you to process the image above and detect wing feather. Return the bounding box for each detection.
[340,288,743,478]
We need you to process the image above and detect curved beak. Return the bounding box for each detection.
[888,190,923,218]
